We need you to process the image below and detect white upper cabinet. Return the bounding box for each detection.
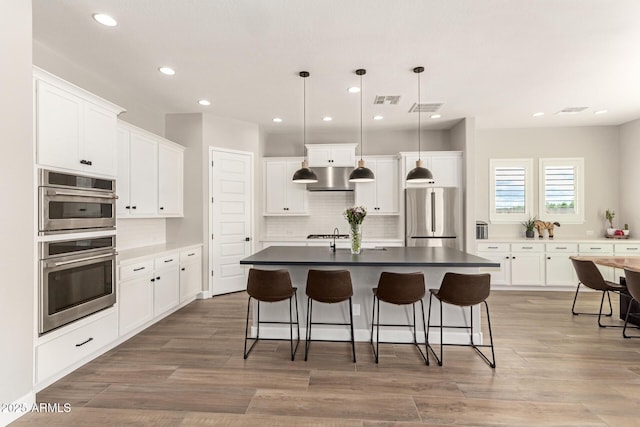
[355,156,399,215]
[158,143,184,216]
[34,68,124,177]
[263,158,309,215]
[306,143,357,167]
[400,151,462,188]
[117,121,184,218]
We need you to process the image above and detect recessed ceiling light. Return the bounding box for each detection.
[158,66,175,76]
[430,114,441,119]
[348,87,361,93]
[322,116,333,122]
[198,99,211,106]
[92,13,117,27]
[533,112,545,117]
[594,109,608,115]
[373,115,384,120]
[272,117,283,123]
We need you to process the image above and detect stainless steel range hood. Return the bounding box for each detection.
[306,167,355,191]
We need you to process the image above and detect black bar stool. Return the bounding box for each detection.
[243,268,300,361]
[304,269,356,362]
[370,272,428,365]
[426,272,495,368]
[571,258,628,327]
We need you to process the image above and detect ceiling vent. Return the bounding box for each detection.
[556,107,588,115]
[409,102,443,113]
[374,95,401,105]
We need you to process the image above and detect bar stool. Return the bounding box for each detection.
[622,268,640,339]
[243,268,300,361]
[370,272,428,365]
[304,269,356,362]
[426,272,495,368]
[571,258,627,327]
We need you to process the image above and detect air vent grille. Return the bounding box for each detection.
[556,107,588,115]
[374,95,401,105]
[409,103,443,113]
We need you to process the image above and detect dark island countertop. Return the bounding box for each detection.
[240,246,499,268]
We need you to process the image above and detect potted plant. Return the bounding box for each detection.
[624,223,630,237]
[605,209,616,236]
[522,216,537,238]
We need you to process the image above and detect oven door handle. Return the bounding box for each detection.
[52,252,115,267]
[46,189,118,199]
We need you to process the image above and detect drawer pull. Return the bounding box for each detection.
[75,337,93,347]
[590,247,601,250]
[556,247,567,250]
[164,259,174,263]
[488,246,498,249]
[522,246,533,249]
[187,253,196,256]
[626,248,638,251]
[133,267,145,272]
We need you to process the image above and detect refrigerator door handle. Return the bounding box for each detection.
[431,190,436,233]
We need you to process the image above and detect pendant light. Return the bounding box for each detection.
[292,71,318,183]
[406,66,434,183]
[349,69,375,183]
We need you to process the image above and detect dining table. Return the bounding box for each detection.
[570,255,640,325]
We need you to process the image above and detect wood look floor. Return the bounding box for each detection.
[13,290,640,426]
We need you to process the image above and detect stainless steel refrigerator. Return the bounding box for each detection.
[405,187,462,249]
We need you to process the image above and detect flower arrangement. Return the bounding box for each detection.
[344,205,367,226]
[605,209,615,228]
[344,206,367,254]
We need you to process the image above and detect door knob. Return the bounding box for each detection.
[245,237,251,242]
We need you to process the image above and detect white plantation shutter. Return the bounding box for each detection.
[490,159,533,223]
[539,158,584,223]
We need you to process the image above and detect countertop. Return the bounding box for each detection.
[118,242,202,264]
[240,246,498,268]
[260,236,404,243]
[478,237,640,243]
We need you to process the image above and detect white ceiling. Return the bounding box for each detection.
[32,0,640,133]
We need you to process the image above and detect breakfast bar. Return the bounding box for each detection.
[240,246,499,344]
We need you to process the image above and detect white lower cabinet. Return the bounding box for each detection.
[578,243,614,282]
[152,253,180,315]
[180,248,203,302]
[545,243,578,286]
[477,243,511,286]
[510,243,545,285]
[36,310,118,384]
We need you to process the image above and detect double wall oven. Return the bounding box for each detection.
[38,169,118,335]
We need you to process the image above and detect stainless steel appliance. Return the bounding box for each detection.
[305,167,355,191]
[405,187,461,249]
[39,235,116,334]
[39,169,117,235]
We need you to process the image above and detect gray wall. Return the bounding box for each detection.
[0,0,34,412]
[475,126,620,239]
[620,118,640,232]
[451,118,475,252]
[33,40,166,136]
[263,129,451,157]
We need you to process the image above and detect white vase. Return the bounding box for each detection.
[606,228,616,236]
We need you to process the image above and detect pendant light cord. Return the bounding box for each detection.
[417,70,421,160]
[359,72,363,161]
[303,75,306,156]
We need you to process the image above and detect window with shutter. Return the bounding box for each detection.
[490,159,533,223]
[539,158,584,223]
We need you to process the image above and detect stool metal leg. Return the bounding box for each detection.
[305,298,313,361]
[349,297,356,363]
[244,297,259,359]
[289,292,300,361]
[426,293,443,366]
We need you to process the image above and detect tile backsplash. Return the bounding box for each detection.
[264,192,400,239]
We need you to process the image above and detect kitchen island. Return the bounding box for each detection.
[240,246,498,345]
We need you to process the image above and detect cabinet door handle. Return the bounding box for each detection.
[132,206,137,210]
[187,253,195,257]
[156,276,161,280]
[505,256,510,259]
[547,257,551,260]
[75,337,93,347]
[181,267,186,271]
[159,207,164,210]
[150,278,155,282]
[133,266,145,272]
[164,259,174,263]
[512,256,516,259]
[125,206,131,209]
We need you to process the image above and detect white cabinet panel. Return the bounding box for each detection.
[511,253,545,285]
[129,132,158,216]
[306,144,356,167]
[119,275,154,336]
[578,243,614,282]
[153,266,180,316]
[158,143,184,216]
[355,157,399,215]
[402,151,462,188]
[263,159,308,215]
[116,128,131,216]
[545,243,578,287]
[35,71,123,177]
[180,247,202,303]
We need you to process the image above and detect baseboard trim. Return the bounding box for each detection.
[0,390,36,426]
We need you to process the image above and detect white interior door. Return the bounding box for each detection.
[210,148,253,295]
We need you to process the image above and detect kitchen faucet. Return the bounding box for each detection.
[330,227,339,253]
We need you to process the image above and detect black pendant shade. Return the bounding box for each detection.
[292,71,318,183]
[349,68,375,183]
[406,66,434,183]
